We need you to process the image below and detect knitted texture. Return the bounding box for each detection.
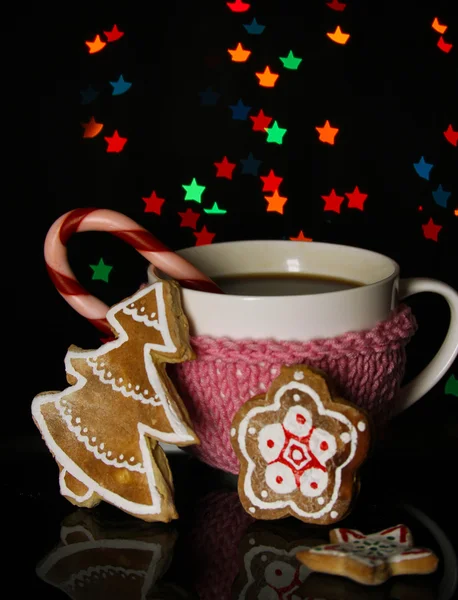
[171,304,417,474]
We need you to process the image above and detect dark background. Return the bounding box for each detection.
[11,0,458,454]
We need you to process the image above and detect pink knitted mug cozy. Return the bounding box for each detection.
[170,304,417,475]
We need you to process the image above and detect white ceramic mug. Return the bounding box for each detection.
[148,240,458,418]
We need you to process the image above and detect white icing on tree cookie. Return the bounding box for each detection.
[31,281,198,522]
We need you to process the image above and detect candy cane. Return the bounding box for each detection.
[44,208,223,334]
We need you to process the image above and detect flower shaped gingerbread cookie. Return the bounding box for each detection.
[231,365,371,524]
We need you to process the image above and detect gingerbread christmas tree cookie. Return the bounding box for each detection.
[295,524,439,586]
[32,279,199,522]
[230,365,372,524]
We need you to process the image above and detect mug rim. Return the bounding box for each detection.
[149,239,400,300]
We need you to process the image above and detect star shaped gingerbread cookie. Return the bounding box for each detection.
[230,365,372,524]
[296,524,439,586]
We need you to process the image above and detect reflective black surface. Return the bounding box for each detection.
[8,427,458,599]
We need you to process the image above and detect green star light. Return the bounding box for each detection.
[279,50,302,70]
[266,121,287,144]
[182,178,206,203]
[90,258,113,283]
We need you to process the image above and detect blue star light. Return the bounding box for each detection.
[432,184,451,208]
[229,99,252,120]
[240,152,262,175]
[199,87,220,106]
[413,156,433,180]
[243,18,265,35]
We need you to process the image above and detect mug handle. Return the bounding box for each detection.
[394,278,458,416]
[44,208,222,334]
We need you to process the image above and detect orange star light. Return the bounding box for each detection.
[142,191,165,215]
[104,24,124,42]
[345,186,368,210]
[85,35,106,54]
[432,18,447,34]
[422,218,442,241]
[321,189,345,213]
[290,231,312,241]
[228,42,251,62]
[256,66,279,88]
[81,117,104,138]
[316,120,339,145]
[326,26,350,45]
[104,131,128,153]
[265,190,287,214]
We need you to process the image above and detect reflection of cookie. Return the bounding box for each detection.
[32,280,199,522]
[232,522,327,600]
[296,524,439,586]
[36,509,177,600]
[230,365,371,524]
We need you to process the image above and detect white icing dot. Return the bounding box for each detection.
[67,409,72,414]
[249,390,256,395]
[135,385,140,391]
[150,312,156,318]
[230,428,236,437]
[260,362,266,367]
[107,451,112,457]
[261,555,267,562]
[140,307,145,312]
[100,362,105,367]
[249,507,255,513]
[128,383,132,389]
[83,427,88,433]
[331,511,338,519]
[249,538,255,545]
[75,417,81,424]
[129,303,134,308]
[261,490,268,498]
[144,390,149,395]
[270,368,277,375]
[217,369,221,375]
[118,378,123,384]
[130,456,135,462]
[294,371,305,381]
[248,427,256,435]
[260,383,266,390]
[340,432,351,443]
[317,497,325,505]
[119,454,124,460]
[106,371,112,378]
[61,400,67,405]
[91,437,96,442]
[357,421,366,432]
[293,394,301,401]
[236,369,242,376]
[99,443,105,450]
[220,392,225,398]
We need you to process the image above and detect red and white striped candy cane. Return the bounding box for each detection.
[44,208,223,334]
